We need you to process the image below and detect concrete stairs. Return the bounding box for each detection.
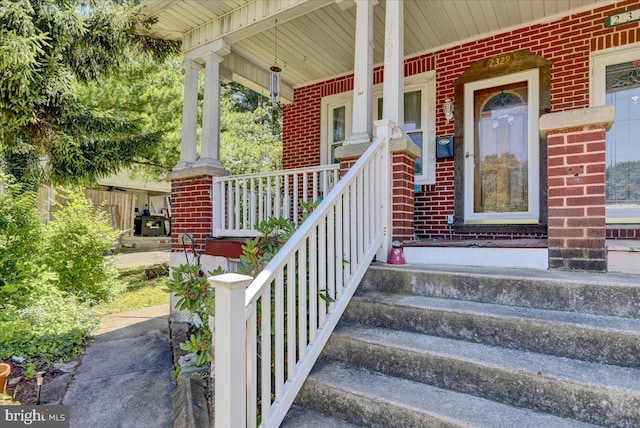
[282,263,640,427]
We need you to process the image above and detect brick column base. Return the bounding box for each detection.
[170,175,213,255]
[168,165,229,256]
[540,106,615,271]
[335,134,420,243]
[391,152,415,241]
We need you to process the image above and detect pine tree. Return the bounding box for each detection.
[0,0,179,186]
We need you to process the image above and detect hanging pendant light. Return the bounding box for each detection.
[270,19,282,106]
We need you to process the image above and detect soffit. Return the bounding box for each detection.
[141,0,615,90]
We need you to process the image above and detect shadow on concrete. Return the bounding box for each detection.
[63,304,175,428]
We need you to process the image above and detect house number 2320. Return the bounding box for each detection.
[485,54,513,69]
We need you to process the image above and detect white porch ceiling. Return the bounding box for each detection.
[141,0,614,93]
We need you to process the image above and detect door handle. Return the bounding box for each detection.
[465,152,474,158]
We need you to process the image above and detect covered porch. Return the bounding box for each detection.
[140,0,629,272]
[140,1,639,426]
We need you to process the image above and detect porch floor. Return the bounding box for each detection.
[404,238,547,248]
[405,238,640,251]
[402,238,640,274]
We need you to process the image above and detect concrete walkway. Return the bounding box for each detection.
[109,249,171,269]
[63,304,175,428]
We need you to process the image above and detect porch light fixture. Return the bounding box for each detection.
[443,98,454,124]
[270,19,282,106]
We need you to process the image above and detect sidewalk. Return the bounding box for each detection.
[62,303,175,427]
[110,249,170,269]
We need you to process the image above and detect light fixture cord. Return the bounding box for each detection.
[274,19,278,64]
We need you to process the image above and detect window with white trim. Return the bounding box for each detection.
[591,44,640,224]
[320,72,436,184]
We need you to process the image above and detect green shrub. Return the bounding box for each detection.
[44,191,125,304]
[0,184,123,363]
[239,217,296,276]
[166,264,221,366]
[0,282,97,362]
[0,177,45,307]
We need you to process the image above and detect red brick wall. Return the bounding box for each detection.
[547,126,607,270]
[607,228,640,239]
[282,0,640,238]
[171,176,213,255]
[392,153,415,241]
[339,152,416,241]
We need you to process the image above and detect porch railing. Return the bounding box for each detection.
[212,129,391,428]
[213,164,341,237]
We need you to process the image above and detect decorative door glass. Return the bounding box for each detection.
[473,82,529,214]
[605,60,640,220]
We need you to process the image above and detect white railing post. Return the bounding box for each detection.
[374,119,393,262]
[211,273,253,428]
[212,180,223,237]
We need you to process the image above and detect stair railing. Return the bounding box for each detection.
[212,124,392,428]
[213,164,340,237]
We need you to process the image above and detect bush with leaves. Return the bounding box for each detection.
[239,201,319,276]
[0,283,97,362]
[0,182,101,363]
[239,217,297,276]
[0,176,45,307]
[44,191,125,304]
[166,264,223,366]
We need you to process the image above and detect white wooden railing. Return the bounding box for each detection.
[212,123,393,428]
[213,165,341,237]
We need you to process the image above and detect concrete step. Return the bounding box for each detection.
[323,323,640,427]
[294,360,597,428]
[281,405,362,427]
[344,291,640,367]
[360,263,640,318]
[607,240,640,275]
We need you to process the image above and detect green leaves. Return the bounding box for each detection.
[180,330,213,367]
[43,190,126,304]
[0,0,179,186]
[166,263,218,365]
[239,217,296,276]
[0,176,44,300]
[0,183,108,363]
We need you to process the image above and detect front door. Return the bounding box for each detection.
[463,68,540,224]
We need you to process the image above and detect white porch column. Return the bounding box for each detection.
[382,0,404,127]
[346,0,376,145]
[195,40,230,170]
[195,53,225,169]
[174,60,201,171]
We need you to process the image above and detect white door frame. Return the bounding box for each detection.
[463,68,540,224]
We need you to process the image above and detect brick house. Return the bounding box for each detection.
[142,0,640,274]
[142,1,640,425]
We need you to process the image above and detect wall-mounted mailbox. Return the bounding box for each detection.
[436,136,454,159]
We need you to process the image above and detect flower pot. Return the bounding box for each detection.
[0,363,10,395]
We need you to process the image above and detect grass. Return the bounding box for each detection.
[98,263,170,315]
